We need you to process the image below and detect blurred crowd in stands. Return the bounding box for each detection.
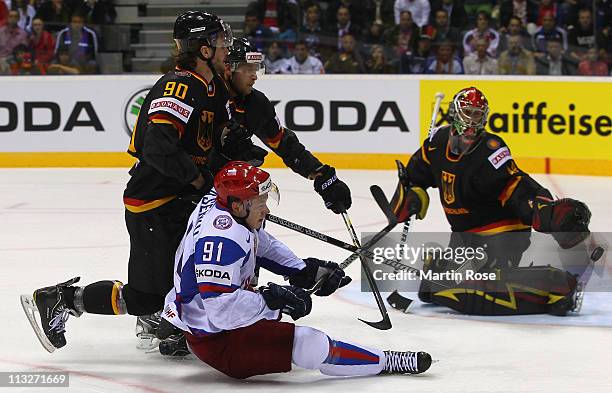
[249,0,612,76]
[0,0,116,75]
[0,0,610,76]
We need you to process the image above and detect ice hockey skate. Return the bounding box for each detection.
[20,277,82,353]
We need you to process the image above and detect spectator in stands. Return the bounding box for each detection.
[463,37,498,74]
[394,0,430,28]
[247,0,298,41]
[74,0,117,26]
[299,2,325,58]
[363,21,386,45]
[429,0,467,29]
[423,9,462,48]
[0,1,8,27]
[536,0,561,26]
[365,44,396,73]
[577,46,608,75]
[325,33,365,73]
[47,46,80,74]
[325,0,369,34]
[535,37,576,75]
[28,17,55,65]
[463,0,493,21]
[243,10,274,53]
[400,32,433,73]
[567,8,596,62]
[8,43,45,74]
[264,40,288,73]
[11,0,36,33]
[463,11,499,57]
[498,34,536,74]
[55,13,98,73]
[533,11,568,54]
[597,26,612,69]
[385,10,419,58]
[0,57,9,73]
[497,16,534,54]
[556,0,580,27]
[0,9,27,58]
[36,0,73,33]
[285,39,325,73]
[499,0,538,28]
[370,0,397,26]
[426,40,463,73]
[326,4,361,51]
[594,0,611,32]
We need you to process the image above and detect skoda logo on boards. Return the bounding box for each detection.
[123,87,151,136]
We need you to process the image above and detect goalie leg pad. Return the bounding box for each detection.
[430,265,579,316]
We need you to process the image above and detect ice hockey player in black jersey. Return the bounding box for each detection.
[387,87,592,316]
[216,37,352,215]
[123,11,235,347]
[20,11,236,353]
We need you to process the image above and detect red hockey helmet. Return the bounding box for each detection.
[214,161,279,207]
[448,87,489,155]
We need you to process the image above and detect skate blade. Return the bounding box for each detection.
[20,294,56,353]
[573,282,585,314]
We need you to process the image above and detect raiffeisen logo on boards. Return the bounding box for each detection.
[488,102,611,137]
[420,79,611,160]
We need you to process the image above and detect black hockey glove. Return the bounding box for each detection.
[289,258,352,296]
[260,282,312,321]
[532,197,591,249]
[313,165,352,214]
[177,170,214,205]
[208,120,268,173]
[221,119,268,162]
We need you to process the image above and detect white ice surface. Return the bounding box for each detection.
[0,168,611,393]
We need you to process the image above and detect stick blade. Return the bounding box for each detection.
[370,185,398,226]
[386,290,414,313]
[358,317,392,330]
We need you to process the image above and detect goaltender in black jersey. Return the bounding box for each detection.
[387,87,592,317]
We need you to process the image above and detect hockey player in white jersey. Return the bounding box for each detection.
[161,161,432,379]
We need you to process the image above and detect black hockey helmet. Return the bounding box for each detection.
[226,37,265,75]
[173,11,233,54]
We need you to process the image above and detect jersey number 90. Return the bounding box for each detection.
[163,82,188,100]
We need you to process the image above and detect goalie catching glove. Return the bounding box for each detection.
[312,165,352,214]
[260,283,312,321]
[289,258,352,296]
[390,160,429,222]
[532,197,591,249]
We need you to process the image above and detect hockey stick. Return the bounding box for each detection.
[266,213,416,274]
[398,92,445,246]
[340,210,392,330]
[427,92,446,142]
